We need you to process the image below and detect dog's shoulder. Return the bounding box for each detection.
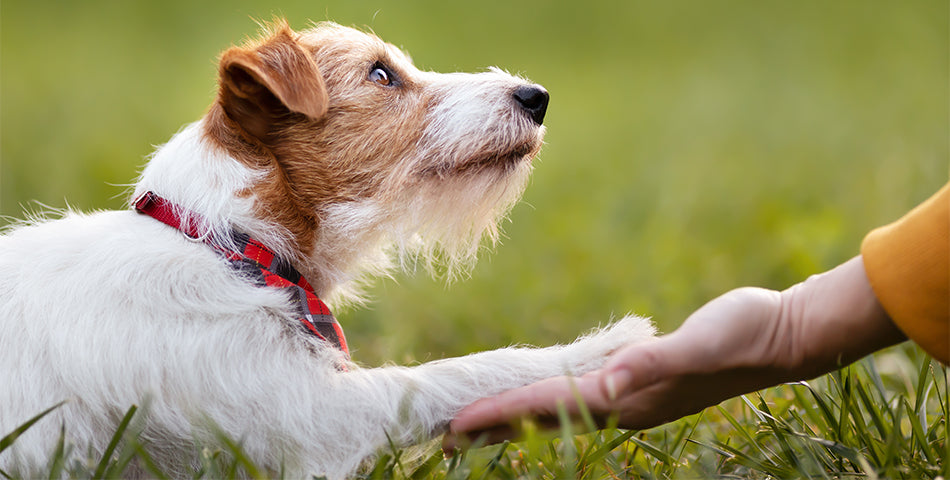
[1,209,191,261]
[3,204,329,314]
[0,210,286,315]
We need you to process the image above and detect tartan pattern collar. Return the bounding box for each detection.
[133,191,349,356]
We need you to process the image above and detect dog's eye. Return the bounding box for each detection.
[368,63,393,86]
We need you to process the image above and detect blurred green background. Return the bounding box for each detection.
[2,1,946,365]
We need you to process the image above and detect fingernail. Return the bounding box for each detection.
[604,368,632,401]
[605,374,618,401]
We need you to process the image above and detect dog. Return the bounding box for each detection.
[0,20,655,478]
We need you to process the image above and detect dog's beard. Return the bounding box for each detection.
[311,159,532,307]
[395,158,533,280]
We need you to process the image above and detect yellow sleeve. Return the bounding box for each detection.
[861,182,949,364]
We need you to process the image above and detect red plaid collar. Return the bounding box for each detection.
[133,191,349,356]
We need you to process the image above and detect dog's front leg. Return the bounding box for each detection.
[365,315,653,438]
[314,316,654,474]
[200,316,652,479]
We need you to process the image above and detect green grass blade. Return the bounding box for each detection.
[853,372,889,439]
[687,438,731,457]
[880,400,905,474]
[929,361,949,478]
[92,404,138,480]
[46,423,67,480]
[128,439,170,480]
[753,393,808,474]
[366,453,394,480]
[476,440,510,480]
[211,425,268,480]
[409,448,446,480]
[795,434,877,478]
[626,435,677,466]
[799,381,841,438]
[577,430,601,468]
[583,429,637,466]
[790,383,827,433]
[717,403,776,461]
[443,450,466,480]
[567,376,597,434]
[555,401,577,479]
[913,358,933,412]
[709,439,794,477]
[837,369,854,443]
[196,446,221,479]
[0,401,65,454]
[902,396,936,464]
[842,389,883,466]
[383,430,407,478]
[786,409,836,473]
[672,411,703,463]
[104,435,142,480]
[845,373,887,466]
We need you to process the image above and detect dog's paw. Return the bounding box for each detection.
[559,315,656,375]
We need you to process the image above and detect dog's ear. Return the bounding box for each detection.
[217,25,328,141]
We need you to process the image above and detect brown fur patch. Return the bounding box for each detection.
[204,23,431,257]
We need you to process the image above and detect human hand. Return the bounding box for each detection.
[444,286,788,447]
[445,257,902,448]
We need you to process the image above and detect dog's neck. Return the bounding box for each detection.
[133,190,350,354]
[132,121,390,307]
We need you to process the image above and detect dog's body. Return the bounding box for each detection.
[0,22,654,478]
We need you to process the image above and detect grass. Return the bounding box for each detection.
[3,344,946,479]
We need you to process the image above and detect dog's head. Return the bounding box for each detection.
[201,20,547,297]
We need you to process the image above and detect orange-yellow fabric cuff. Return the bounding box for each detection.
[861,183,949,364]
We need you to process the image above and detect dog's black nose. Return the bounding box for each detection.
[513,85,549,125]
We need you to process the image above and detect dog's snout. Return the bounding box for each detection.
[512,85,549,125]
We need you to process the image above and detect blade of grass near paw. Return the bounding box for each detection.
[212,424,267,480]
[0,402,65,453]
[92,404,137,480]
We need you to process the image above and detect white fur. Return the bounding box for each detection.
[0,23,655,479]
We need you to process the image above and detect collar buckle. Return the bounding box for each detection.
[132,191,157,213]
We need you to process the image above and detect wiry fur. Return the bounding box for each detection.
[0,21,655,479]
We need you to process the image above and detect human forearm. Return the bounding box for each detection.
[779,255,906,380]
[447,256,909,441]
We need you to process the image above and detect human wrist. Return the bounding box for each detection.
[780,257,905,379]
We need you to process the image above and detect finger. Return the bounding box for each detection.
[449,375,583,434]
[600,335,679,395]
